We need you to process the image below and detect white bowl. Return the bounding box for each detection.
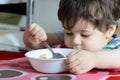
[25,48,74,73]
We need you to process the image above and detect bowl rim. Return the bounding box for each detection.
[25,48,74,60]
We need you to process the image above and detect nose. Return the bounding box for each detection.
[72,34,82,49]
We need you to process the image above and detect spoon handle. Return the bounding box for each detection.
[41,41,55,55]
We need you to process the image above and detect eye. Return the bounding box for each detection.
[81,34,90,37]
[65,32,73,36]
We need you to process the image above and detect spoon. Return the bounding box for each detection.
[41,41,65,58]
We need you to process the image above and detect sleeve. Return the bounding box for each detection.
[104,34,120,49]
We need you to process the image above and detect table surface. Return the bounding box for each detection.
[0,51,120,80]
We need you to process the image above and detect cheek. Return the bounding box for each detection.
[83,37,106,51]
[64,36,72,48]
[64,39,71,47]
[83,42,102,51]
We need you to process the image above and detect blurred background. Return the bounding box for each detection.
[0,0,63,51]
[0,0,119,51]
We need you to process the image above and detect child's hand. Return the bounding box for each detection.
[23,23,47,49]
[65,50,97,74]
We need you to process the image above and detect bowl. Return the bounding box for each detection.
[25,48,74,73]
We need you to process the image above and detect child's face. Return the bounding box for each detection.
[64,19,109,51]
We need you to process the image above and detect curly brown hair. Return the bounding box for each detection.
[58,0,120,31]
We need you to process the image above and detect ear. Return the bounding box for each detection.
[105,24,116,39]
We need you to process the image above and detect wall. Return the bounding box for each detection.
[19,0,63,33]
[34,0,63,33]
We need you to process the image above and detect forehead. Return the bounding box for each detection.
[64,18,96,31]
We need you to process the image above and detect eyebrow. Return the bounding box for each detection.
[66,30,92,34]
[79,30,91,32]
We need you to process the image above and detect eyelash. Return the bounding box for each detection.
[66,32,90,38]
[81,34,89,37]
[66,32,73,36]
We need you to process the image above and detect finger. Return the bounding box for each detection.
[74,67,90,74]
[71,65,92,74]
[67,50,79,57]
[27,23,42,37]
[66,55,76,64]
[69,66,84,74]
[32,29,42,39]
[65,57,80,72]
[66,50,79,63]
[27,23,38,32]
[34,29,47,41]
[31,26,42,36]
